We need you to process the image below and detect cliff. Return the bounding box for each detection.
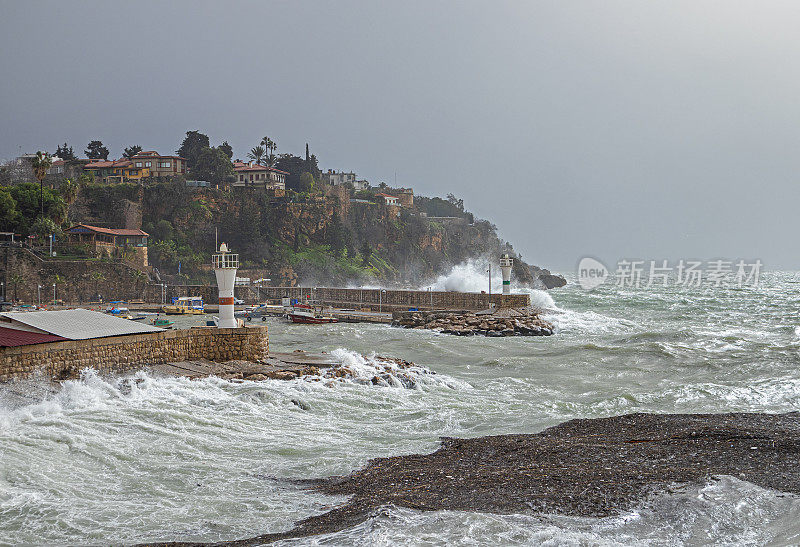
[70,181,563,289]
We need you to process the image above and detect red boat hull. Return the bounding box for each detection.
[289,313,338,324]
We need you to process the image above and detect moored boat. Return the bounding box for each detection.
[162,296,204,315]
[151,317,174,329]
[287,304,338,324]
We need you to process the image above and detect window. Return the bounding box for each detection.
[158,161,171,168]
[135,162,142,167]
[145,161,151,167]
[239,174,244,181]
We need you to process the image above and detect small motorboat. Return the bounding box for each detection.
[151,317,174,329]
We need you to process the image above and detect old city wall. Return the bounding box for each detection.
[0,326,268,382]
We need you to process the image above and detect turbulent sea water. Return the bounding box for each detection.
[2,269,800,545]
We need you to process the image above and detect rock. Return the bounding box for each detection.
[247,373,268,381]
[266,370,297,380]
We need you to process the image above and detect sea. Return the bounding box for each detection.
[2,265,800,545]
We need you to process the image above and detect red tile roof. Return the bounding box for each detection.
[0,325,67,347]
[85,159,133,169]
[132,151,186,161]
[233,161,289,175]
[67,224,149,237]
[375,193,398,198]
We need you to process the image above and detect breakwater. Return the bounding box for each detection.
[392,309,554,336]
[0,327,268,382]
[141,285,530,311]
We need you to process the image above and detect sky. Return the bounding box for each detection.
[2,1,799,271]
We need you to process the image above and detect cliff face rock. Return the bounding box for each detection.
[68,183,560,288]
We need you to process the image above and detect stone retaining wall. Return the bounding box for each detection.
[0,327,268,382]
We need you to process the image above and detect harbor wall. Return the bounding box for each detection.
[141,285,531,311]
[0,327,268,382]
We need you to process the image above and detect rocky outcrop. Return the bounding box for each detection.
[530,265,567,289]
[392,308,554,337]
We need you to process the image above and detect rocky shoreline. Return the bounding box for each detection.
[140,411,800,546]
[392,307,554,336]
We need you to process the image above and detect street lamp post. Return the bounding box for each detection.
[379,289,386,313]
[487,264,492,309]
[53,283,56,306]
[37,285,41,306]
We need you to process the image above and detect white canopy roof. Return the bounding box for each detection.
[0,309,163,340]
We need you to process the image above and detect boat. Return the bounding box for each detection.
[161,296,205,315]
[238,302,283,321]
[106,306,130,315]
[151,317,174,329]
[287,303,339,324]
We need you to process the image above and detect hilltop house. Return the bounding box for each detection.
[84,159,150,183]
[66,224,149,268]
[130,151,186,178]
[323,169,369,190]
[375,193,400,206]
[84,151,186,183]
[232,161,287,190]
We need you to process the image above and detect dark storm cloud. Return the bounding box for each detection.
[2,1,798,269]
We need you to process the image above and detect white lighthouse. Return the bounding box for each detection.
[212,243,239,328]
[500,253,514,295]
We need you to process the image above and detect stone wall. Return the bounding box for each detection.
[0,326,268,382]
[139,285,530,311]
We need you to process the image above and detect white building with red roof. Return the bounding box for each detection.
[375,193,400,206]
[232,161,288,190]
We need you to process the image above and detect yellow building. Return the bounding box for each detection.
[84,159,151,183]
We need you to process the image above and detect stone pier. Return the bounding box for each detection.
[0,327,268,382]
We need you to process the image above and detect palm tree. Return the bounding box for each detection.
[248,145,265,164]
[261,137,277,159]
[61,178,79,207]
[264,153,277,168]
[31,151,53,217]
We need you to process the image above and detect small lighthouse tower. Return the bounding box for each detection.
[500,253,514,295]
[212,243,239,328]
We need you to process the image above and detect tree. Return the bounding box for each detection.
[123,145,142,158]
[299,172,315,193]
[60,178,80,207]
[31,216,59,243]
[55,143,76,161]
[219,141,233,159]
[261,136,276,158]
[248,145,265,164]
[30,151,52,217]
[176,130,210,169]
[0,187,20,232]
[360,241,372,266]
[9,273,23,303]
[192,147,234,187]
[85,140,109,160]
[8,183,65,235]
